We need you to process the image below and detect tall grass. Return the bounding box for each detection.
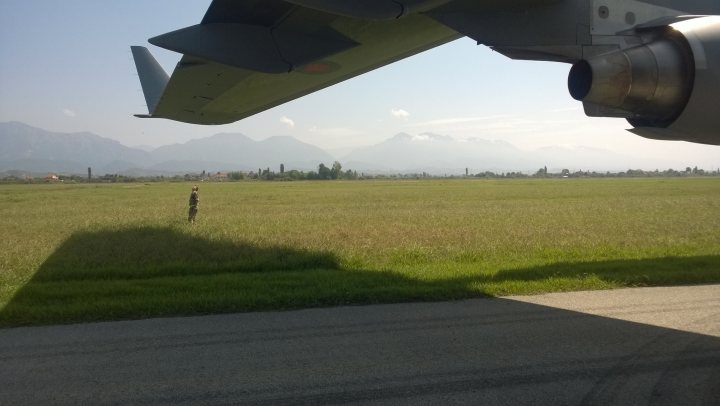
[1,178,719,326]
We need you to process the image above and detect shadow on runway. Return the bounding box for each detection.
[0,284,719,404]
[1,226,719,327]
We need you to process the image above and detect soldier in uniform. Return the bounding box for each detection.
[188,185,199,224]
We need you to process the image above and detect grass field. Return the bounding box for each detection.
[1,178,719,327]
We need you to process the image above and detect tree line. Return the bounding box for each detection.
[229,161,359,181]
[2,163,719,183]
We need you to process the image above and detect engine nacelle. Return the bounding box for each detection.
[568,17,720,145]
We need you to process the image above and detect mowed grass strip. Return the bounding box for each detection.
[1,178,719,327]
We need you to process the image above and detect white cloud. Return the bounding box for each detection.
[62,108,76,117]
[280,116,295,128]
[391,108,410,119]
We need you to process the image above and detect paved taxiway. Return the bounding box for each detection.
[1,285,719,405]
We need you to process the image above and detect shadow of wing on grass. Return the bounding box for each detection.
[2,225,719,327]
[488,256,720,291]
[1,226,347,326]
[2,226,464,327]
[28,226,341,282]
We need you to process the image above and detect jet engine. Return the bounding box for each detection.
[568,17,720,145]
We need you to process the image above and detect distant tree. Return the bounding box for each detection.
[318,163,331,179]
[287,169,304,180]
[626,169,645,176]
[344,169,357,180]
[465,168,469,176]
[280,163,285,174]
[228,171,244,180]
[330,161,342,179]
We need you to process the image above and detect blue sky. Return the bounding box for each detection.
[1,0,718,168]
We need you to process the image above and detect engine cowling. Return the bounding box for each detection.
[568,17,720,145]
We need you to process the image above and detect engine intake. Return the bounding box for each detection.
[569,29,694,127]
[568,17,720,145]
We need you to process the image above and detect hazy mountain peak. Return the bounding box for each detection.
[261,135,303,143]
[2,121,34,130]
[195,132,253,144]
[389,132,413,141]
[0,121,150,173]
[207,132,252,140]
[388,132,455,143]
[416,132,454,142]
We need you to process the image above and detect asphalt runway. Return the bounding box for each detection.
[1,285,719,405]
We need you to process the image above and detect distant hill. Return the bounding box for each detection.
[0,122,151,174]
[342,132,675,174]
[151,133,334,172]
[342,132,536,173]
[0,122,684,176]
[0,123,334,175]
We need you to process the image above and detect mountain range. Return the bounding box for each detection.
[341,132,678,173]
[0,122,333,175]
[343,133,526,173]
[0,121,682,176]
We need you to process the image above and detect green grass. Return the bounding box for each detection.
[1,178,719,327]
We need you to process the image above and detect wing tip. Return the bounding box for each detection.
[130,46,170,115]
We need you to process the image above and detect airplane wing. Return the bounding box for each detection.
[132,0,462,125]
[133,0,720,145]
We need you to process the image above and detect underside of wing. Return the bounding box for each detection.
[135,0,461,124]
[133,0,720,145]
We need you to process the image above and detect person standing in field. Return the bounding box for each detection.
[188,185,199,224]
